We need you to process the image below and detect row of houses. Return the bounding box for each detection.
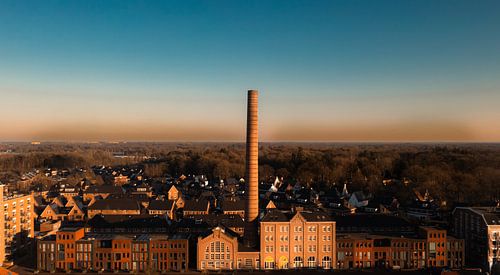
[37,227,189,273]
[36,209,469,273]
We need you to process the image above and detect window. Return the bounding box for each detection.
[322,256,332,269]
[294,256,303,268]
[308,256,316,268]
[264,258,275,269]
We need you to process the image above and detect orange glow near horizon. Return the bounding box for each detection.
[1,86,499,142]
[0,117,499,142]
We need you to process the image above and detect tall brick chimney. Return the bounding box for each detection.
[244,90,259,247]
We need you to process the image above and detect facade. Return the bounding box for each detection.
[197,227,259,271]
[147,199,175,219]
[37,227,189,273]
[167,185,180,201]
[0,184,35,266]
[336,231,464,270]
[260,209,336,270]
[452,207,500,272]
[39,202,85,222]
[420,226,448,267]
[55,227,86,270]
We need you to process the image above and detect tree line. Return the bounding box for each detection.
[1,142,499,207]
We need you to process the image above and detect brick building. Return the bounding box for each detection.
[0,184,35,266]
[197,226,259,270]
[452,207,500,272]
[336,230,464,269]
[37,227,189,273]
[260,209,336,270]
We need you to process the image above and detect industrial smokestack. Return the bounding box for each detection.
[245,90,259,223]
[244,90,259,247]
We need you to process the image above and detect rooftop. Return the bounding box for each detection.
[456,206,500,225]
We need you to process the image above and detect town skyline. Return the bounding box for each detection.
[1,0,500,142]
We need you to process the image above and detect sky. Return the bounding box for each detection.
[1,0,499,142]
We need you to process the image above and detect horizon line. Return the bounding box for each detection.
[1,140,500,144]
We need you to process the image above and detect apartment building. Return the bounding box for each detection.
[452,207,500,272]
[336,230,464,269]
[0,184,34,266]
[37,227,189,273]
[260,209,336,270]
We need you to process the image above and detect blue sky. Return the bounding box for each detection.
[1,0,499,141]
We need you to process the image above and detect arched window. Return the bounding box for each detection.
[278,256,288,269]
[307,256,316,268]
[322,256,332,269]
[294,256,303,268]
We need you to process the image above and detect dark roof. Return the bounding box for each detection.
[85,185,124,194]
[59,227,83,232]
[88,198,141,211]
[300,211,334,222]
[188,213,245,228]
[335,214,414,234]
[261,209,291,222]
[53,196,68,205]
[148,200,174,211]
[222,199,245,212]
[183,198,209,212]
[111,193,150,202]
[86,214,168,229]
[33,196,45,206]
[261,209,334,222]
[199,225,240,239]
[352,191,372,201]
[58,207,72,215]
[456,207,500,225]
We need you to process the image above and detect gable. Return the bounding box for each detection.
[40,204,56,217]
[69,205,83,215]
[290,211,306,224]
[266,200,276,209]
[202,227,237,244]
